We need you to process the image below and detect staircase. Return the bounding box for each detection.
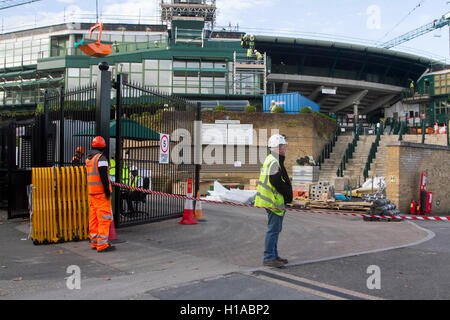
[318,135,353,183]
[343,135,376,183]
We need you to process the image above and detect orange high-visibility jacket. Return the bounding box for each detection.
[86,153,112,195]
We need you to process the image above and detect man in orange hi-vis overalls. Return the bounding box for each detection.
[85,136,116,253]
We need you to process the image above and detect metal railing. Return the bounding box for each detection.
[336,123,362,177]
[363,122,382,181]
[317,123,341,170]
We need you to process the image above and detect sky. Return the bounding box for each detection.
[1,0,449,62]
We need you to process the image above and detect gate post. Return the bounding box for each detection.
[43,90,49,166]
[7,118,16,219]
[113,73,123,226]
[96,62,112,159]
[194,102,201,202]
[59,85,65,166]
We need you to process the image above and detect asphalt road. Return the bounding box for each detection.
[1,204,449,302]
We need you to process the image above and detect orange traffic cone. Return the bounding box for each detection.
[109,215,126,244]
[194,190,204,221]
[179,190,197,225]
[109,220,118,241]
[442,124,447,134]
[434,122,439,134]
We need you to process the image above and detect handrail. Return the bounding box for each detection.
[363,121,382,181]
[317,123,340,170]
[336,123,361,177]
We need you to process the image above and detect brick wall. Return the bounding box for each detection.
[386,142,450,215]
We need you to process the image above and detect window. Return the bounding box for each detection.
[131,63,142,73]
[159,60,172,70]
[174,60,186,68]
[68,68,80,77]
[145,59,158,69]
[159,70,171,86]
[144,71,158,86]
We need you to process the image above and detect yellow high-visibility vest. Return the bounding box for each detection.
[109,158,129,184]
[254,154,286,216]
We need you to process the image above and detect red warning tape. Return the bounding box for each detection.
[112,182,450,222]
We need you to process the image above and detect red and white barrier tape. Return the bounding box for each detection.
[112,182,450,222]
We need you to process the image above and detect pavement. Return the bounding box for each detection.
[0,203,431,300]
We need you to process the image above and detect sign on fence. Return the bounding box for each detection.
[159,133,170,164]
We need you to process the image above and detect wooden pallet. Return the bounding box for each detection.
[292,199,371,212]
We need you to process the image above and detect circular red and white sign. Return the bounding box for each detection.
[160,134,169,153]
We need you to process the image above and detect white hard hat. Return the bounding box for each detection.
[271,100,275,103]
[130,166,138,171]
[268,134,288,148]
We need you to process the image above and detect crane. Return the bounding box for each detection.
[0,0,40,10]
[379,12,450,49]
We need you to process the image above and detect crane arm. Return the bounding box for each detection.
[380,12,450,49]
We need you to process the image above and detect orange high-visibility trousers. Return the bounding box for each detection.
[88,193,113,251]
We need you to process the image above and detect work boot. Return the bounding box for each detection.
[276,257,288,264]
[97,245,116,253]
[263,259,285,268]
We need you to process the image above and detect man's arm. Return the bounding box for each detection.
[268,163,293,203]
[97,156,111,198]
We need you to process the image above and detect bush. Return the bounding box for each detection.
[215,105,226,112]
[244,105,257,113]
[272,106,285,113]
[300,107,312,114]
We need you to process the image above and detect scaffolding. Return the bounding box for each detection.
[161,0,217,30]
[232,51,267,96]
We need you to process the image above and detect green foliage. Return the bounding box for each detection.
[272,106,285,113]
[244,105,257,113]
[215,105,226,112]
[299,107,312,114]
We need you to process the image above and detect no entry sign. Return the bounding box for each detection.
[159,133,170,164]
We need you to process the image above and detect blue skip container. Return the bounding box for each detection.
[263,92,320,113]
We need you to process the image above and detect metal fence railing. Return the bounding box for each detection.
[113,77,198,227]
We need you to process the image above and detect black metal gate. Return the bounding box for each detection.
[113,76,198,227]
[1,65,198,226]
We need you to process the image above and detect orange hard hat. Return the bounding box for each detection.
[92,136,106,148]
[76,146,85,154]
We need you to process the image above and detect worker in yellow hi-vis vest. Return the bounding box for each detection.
[255,134,292,268]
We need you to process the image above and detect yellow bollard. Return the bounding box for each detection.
[37,168,44,243]
[81,166,89,239]
[43,167,49,242]
[49,168,58,243]
[31,168,38,243]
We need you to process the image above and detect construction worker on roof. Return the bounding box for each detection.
[249,35,255,49]
[85,136,116,253]
[255,50,263,63]
[71,146,85,165]
[247,48,254,62]
[241,34,248,48]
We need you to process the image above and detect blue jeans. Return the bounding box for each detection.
[264,209,285,261]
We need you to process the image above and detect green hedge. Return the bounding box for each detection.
[272,106,285,113]
[215,105,226,112]
[244,105,257,112]
[299,107,312,114]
